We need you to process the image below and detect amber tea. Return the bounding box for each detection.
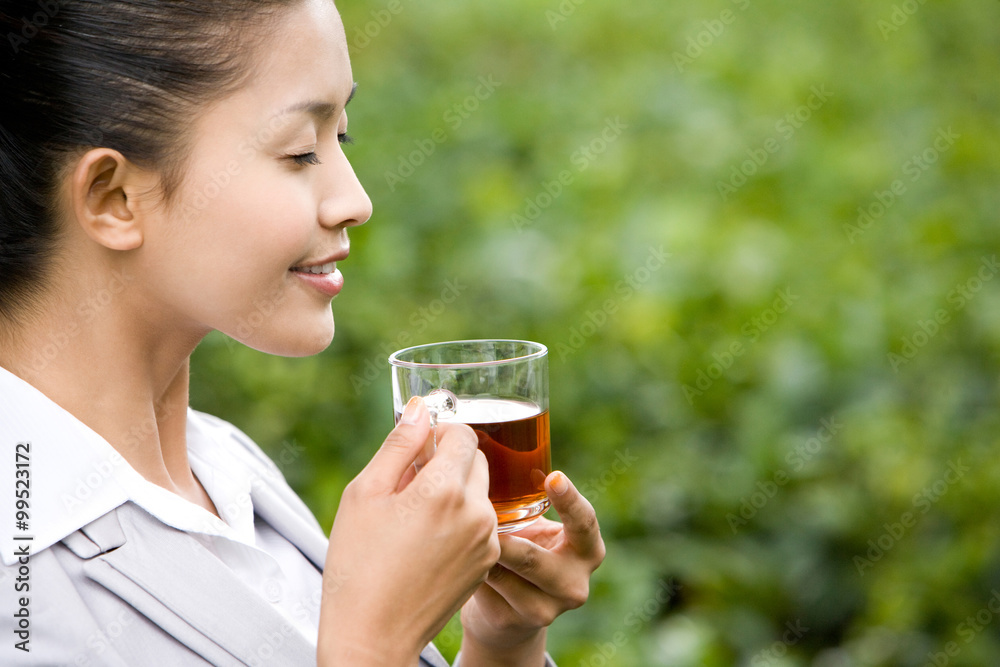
[397,398,551,528]
[388,340,551,533]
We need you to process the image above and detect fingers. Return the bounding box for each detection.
[476,572,552,629]
[360,396,432,493]
[457,473,605,642]
[494,536,556,593]
[544,471,605,560]
[480,527,595,629]
[395,462,417,493]
[420,421,481,481]
[399,424,491,526]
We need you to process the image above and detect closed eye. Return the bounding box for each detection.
[286,132,352,166]
[288,152,322,167]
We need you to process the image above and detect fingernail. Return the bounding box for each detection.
[550,471,569,495]
[401,396,424,425]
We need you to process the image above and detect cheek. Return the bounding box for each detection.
[155,169,315,317]
[197,168,314,266]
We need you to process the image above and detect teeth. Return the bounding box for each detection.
[296,261,336,275]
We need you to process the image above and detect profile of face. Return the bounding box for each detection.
[123,0,372,356]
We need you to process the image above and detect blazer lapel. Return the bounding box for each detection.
[76,504,456,667]
[246,480,454,667]
[81,504,317,666]
[250,474,329,570]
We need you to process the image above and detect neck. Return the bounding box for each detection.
[0,278,215,512]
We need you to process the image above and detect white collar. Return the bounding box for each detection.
[0,366,258,565]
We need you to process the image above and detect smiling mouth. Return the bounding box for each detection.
[291,261,337,275]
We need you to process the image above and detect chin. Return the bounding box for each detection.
[232,315,336,357]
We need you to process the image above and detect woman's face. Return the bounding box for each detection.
[132,0,371,356]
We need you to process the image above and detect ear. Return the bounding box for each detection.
[70,148,151,251]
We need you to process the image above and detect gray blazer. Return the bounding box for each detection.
[2,454,454,666]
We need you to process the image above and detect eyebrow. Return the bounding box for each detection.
[276,82,358,121]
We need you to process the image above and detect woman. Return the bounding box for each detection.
[0,0,604,665]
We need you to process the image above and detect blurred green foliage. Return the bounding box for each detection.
[190,0,1000,664]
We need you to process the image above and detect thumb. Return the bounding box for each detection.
[544,471,603,558]
[363,396,433,492]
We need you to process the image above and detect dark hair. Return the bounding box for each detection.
[0,0,302,321]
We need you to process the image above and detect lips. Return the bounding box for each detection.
[290,251,348,297]
[290,248,348,273]
[291,260,337,275]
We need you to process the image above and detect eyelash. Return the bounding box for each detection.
[289,152,322,167]
[287,133,354,167]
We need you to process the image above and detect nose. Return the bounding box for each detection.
[318,150,372,229]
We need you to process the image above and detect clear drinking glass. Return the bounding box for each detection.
[389,340,550,533]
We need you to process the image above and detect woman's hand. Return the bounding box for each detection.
[318,397,500,667]
[458,472,606,666]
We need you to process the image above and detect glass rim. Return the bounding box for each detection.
[388,339,547,369]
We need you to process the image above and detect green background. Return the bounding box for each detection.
[190,0,1000,664]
